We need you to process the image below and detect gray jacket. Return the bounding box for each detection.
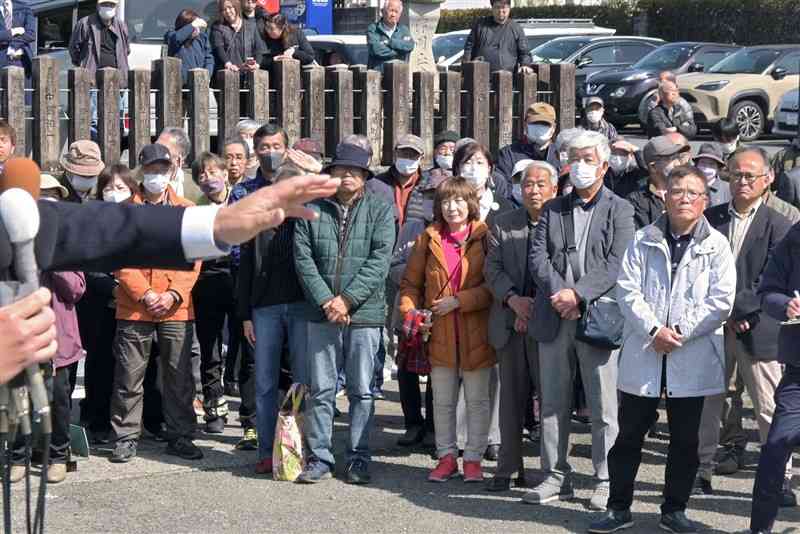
[484,208,536,351]
[616,215,736,398]
[69,14,130,88]
[529,186,635,342]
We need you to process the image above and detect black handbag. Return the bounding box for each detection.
[560,208,624,350]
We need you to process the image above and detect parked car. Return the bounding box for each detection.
[306,34,369,66]
[770,88,798,139]
[531,35,664,93]
[433,18,615,71]
[583,42,740,128]
[678,45,800,141]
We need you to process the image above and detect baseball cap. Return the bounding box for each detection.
[585,96,604,107]
[395,134,424,155]
[138,144,172,167]
[693,142,725,166]
[642,135,690,165]
[526,102,556,126]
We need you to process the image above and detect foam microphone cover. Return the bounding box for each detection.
[0,158,41,199]
[0,189,40,244]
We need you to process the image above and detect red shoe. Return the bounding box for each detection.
[428,454,458,482]
[463,460,483,483]
[255,458,273,475]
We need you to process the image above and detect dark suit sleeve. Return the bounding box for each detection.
[529,202,568,296]
[646,107,673,137]
[237,237,257,320]
[24,200,192,273]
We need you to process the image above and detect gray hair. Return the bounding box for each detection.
[523,160,558,187]
[341,134,373,157]
[567,130,610,163]
[159,127,190,159]
[454,137,476,153]
[222,136,251,159]
[728,146,771,172]
[667,164,710,196]
[237,119,262,134]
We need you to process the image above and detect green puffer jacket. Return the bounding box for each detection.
[294,192,396,325]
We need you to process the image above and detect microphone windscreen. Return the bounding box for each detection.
[0,188,40,242]
[0,158,42,200]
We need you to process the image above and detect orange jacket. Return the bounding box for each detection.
[399,221,495,371]
[115,186,201,322]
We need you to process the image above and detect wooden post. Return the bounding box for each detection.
[515,71,538,139]
[0,67,25,157]
[350,65,367,135]
[96,68,121,165]
[461,61,490,148]
[302,65,325,153]
[412,71,435,166]
[355,68,382,167]
[534,63,551,102]
[187,69,210,164]
[153,57,183,133]
[32,57,61,171]
[273,59,302,146]
[381,62,409,166]
[437,71,461,136]
[551,63,576,131]
[490,70,513,156]
[325,66,354,157]
[246,69,269,123]
[128,69,151,168]
[68,68,92,145]
[216,70,240,147]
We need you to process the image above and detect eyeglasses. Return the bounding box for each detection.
[668,188,706,201]
[729,172,768,184]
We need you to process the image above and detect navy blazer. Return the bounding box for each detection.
[528,186,635,343]
[706,202,792,360]
[0,1,35,76]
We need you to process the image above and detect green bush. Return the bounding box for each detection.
[437,0,800,46]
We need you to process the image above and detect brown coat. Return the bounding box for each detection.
[399,221,495,371]
[115,186,201,322]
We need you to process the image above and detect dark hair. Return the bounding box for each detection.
[253,123,288,151]
[432,177,481,224]
[191,151,226,184]
[223,137,250,159]
[712,118,739,142]
[95,164,137,201]
[0,119,17,146]
[175,9,199,31]
[667,164,710,196]
[452,142,493,176]
[261,12,295,48]
[217,0,241,22]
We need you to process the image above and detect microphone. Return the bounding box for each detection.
[0,159,51,435]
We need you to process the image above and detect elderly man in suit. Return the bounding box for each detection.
[696,147,796,506]
[526,130,635,510]
[484,160,557,492]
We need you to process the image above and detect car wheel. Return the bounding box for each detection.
[730,99,765,142]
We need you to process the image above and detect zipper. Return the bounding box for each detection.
[333,198,360,295]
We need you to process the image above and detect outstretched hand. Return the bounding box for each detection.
[213,174,340,246]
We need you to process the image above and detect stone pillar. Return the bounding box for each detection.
[400,2,441,76]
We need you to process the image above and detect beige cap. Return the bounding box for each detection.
[40,173,69,199]
[60,140,105,176]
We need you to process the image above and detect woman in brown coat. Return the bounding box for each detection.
[399,177,496,483]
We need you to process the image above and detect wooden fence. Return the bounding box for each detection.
[5,56,576,172]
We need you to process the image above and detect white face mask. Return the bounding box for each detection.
[68,174,97,193]
[460,163,490,189]
[586,110,604,124]
[570,161,600,190]
[103,190,131,203]
[511,183,523,205]
[608,154,629,174]
[527,124,553,145]
[143,173,170,195]
[721,140,738,155]
[697,163,718,183]
[98,6,117,21]
[395,158,420,176]
[435,154,453,170]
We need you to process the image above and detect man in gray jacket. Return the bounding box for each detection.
[526,130,635,510]
[484,160,557,492]
[589,165,736,534]
[462,0,533,74]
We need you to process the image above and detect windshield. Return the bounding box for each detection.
[531,38,590,63]
[632,45,694,71]
[709,48,781,74]
[433,34,467,62]
[126,1,218,42]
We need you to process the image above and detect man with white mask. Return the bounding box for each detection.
[526,130,634,511]
[496,102,559,184]
[580,97,618,144]
[59,140,106,202]
[604,137,648,199]
[692,142,730,208]
[157,127,191,197]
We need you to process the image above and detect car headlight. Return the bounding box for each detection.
[695,80,730,92]
[621,72,649,82]
[610,87,627,98]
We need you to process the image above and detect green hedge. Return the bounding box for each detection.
[438,0,800,46]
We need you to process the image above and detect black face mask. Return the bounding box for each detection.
[259,151,284,174]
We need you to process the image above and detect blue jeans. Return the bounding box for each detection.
[252,303,308,460]
[89,90,128,142]
[306,323,380,467]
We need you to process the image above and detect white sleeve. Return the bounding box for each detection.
[180,205,232,260]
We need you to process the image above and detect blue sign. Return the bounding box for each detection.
[281,0,332,34]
